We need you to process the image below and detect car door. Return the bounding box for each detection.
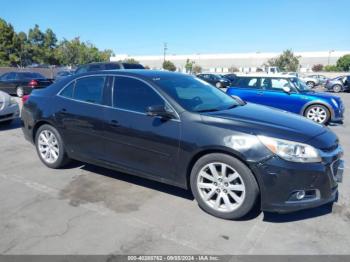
[55,75,109,161]
[227,77,266,104]
[259,77,305,114]
[103,75,181,181]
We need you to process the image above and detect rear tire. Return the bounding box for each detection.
[306,81,315,88]
[216,82,222,88]
[333,84,342,93]
[190,153,259,220]
[35,124,70,169]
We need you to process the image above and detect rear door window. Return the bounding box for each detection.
[73,76,106,104]
[60,81,75,98]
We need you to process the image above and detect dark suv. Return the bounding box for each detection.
[21,70,344,220]
[75,62,145,74]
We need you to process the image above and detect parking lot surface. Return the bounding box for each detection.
[0,92,349,255]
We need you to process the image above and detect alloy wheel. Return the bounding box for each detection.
[38,130,60,164]
[16,87,24,97]
[306,106,328,124]
[197,162,246,213]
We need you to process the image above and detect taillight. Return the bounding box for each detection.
[22,95,30,104]
[28,79,38,88]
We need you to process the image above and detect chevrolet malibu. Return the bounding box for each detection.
[21,70,344,219]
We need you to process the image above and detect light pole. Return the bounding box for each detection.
[328,50,335,66]
[163,42,168,63]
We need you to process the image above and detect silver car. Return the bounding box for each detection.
[325,75,350,93]
[0,91,20,125]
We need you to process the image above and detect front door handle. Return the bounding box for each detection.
[257,91,264,95]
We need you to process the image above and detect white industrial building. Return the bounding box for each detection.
[111,51,350,73]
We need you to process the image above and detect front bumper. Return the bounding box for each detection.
[252,147,344,213]
[0,103,20,122]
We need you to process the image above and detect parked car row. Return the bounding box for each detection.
[226,74,344,125]
[21,70,344,220]
[325,75,350,93]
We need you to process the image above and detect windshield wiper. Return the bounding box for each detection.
[195,108,221,113]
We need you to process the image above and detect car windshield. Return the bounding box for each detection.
[290,77,311,92]
[154,75,239,112]
[19,72,45,79]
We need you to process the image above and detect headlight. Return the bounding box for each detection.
[258,135,321,163]
[10,97,18,106]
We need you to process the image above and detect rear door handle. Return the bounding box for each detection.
[257,91,264,95]
[110,120,120,127]
[60,108,67,113]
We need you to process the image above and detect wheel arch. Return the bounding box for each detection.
[32,120,56,142]
[300,101,334,120]
[185,148,262,194]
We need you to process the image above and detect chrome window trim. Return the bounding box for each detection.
[56,74,181,122]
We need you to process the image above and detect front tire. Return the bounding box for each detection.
[304,104,330,124]
[215,82,222,88]
[35,124,70,168]
[190,153,259,220]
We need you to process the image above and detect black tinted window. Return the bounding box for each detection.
[122,63,144,69]
[74,76,106,104]
[113,77,164,113]
[75,66,88,74]
[60,81,75,98]
[105,63,121,70]
[18,72,45,79]
[235,77,260,89]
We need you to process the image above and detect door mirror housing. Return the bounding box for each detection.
[283,86,291,93]
[146,105,176,119]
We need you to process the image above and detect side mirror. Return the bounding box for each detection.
[283,86,291,93]
[146,105,175,119]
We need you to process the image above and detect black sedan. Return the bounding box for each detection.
[21,70,343,219]
[0,72,53,97]
[196,73,231,88]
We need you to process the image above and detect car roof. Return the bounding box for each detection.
[76,69,190,80]
[235,73,295,78]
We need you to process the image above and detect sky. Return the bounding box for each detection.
[1,0,349,56]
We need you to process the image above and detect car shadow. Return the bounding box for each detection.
[0,117,21,131]
[263,202,334,223]
[80,163,195,201]
[62,161,336,222]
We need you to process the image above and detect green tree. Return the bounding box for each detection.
[192,65,202,74]
[162,60,176,71]
[312,64,324,72]
[55,37,113,66]
[266,49,300,72]
[121,58,140,64]
[324,65,340,72]
[229,66,239,72]
[28,24,46,64]
[336,54,350,71]
[0,18,17,66]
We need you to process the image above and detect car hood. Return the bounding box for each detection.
[302,91,342,102]
[201,103,337,149]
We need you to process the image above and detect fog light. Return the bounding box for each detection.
[296,190,306,200]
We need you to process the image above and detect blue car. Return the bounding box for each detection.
[226,74,345,124]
